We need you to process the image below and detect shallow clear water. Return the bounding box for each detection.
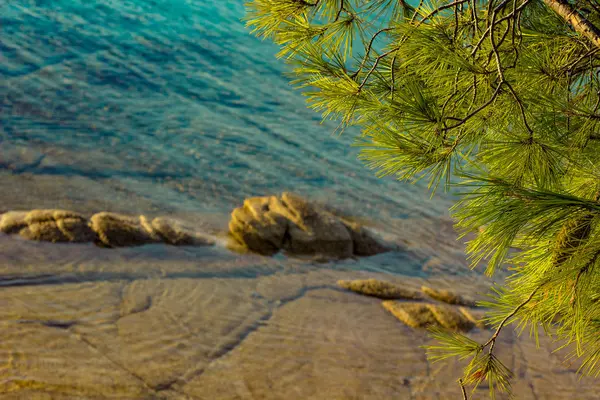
[1,0,454,218]
[0,0,471,278]
[2,1,593,399]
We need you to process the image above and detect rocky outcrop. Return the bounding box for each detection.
[229,196,290,255]
[337,278,484,332]
[1,194,385,257]
[421,286,477,307]
[340,220,390,256]
[426,303,475,331]
[229,193,390,259]
[0,209,214,248]
[382,301,439,329]
[150,217,215,246]
[90,213,161,247]
[1,209,96,243]
[337,279,422,300]
[0,211,28,234]
[23,209,97,243]
[382,301,475,332]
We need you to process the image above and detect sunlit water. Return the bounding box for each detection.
[0,0,466,275]
[3,1,582,399]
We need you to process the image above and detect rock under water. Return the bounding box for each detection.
[421,285,477,307]
[337,279,423,300]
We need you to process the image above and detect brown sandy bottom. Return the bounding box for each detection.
[0,262,598,400]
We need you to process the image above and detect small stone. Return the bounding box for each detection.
[421,286,477,307]
[11,210,96,243]
[151,217,215,246]
[19,221,69,242]
[337,279,422,300]
[458,307,488,330]
[426,304,474,332]
[56,218,97,242]
[24,209,86,224]
[0,211,28,234]
[382,301,438,328]
[90,212,159,247]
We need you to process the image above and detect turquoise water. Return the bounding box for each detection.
[1,0,454,220]
[0,0,477,281]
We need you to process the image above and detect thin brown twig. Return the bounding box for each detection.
[470,0,531,56]
[471,0,480,35]
[489,2,534,134]
[390,54,397,99]
[441,68,463,117]
[459,379,469,400]
[454,3,460,42]
[358,47,399,89]
[506,81,534,134]
[483,283,545,355]
[410,0,424,24]
[445,83,503,130]
[414,0,471,27]
[334,0,344,21]
[351,27,395,79]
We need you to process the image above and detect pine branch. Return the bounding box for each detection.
[483,283,546,354]
[545,0,600,49]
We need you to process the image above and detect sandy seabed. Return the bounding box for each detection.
[0,231,598,400]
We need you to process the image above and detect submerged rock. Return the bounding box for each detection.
[337,279,422,300]
[421,286,477,307]
[229,192,389,259]
[426,303,474,331]
[0,211,28,234]
[382,301,438,329]
[1,209,96,243]
[22,209,96,243]
[90,212,161,247]
[382,301,476,332]
[151,217,215,246]
[1,208,217,249]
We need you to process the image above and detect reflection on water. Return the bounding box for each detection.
[1,0,598,398]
